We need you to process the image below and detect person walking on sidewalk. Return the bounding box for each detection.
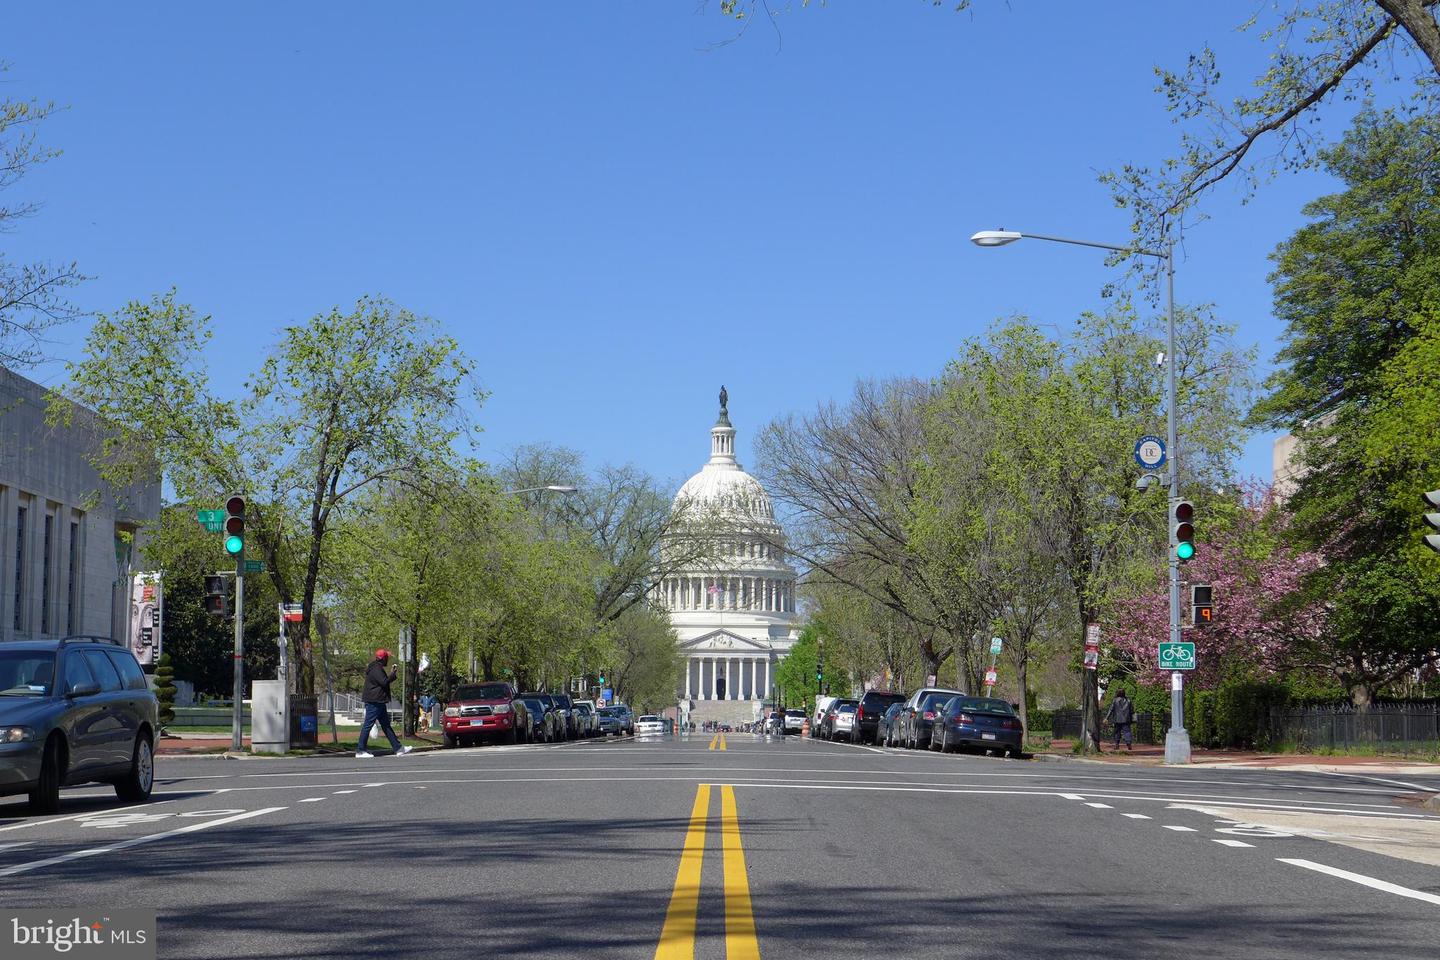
[1105,687,1135,751]
[357,649,411,758]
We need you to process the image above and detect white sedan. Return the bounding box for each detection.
[635,715,666,735]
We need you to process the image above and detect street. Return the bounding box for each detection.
[1,733,1437,959]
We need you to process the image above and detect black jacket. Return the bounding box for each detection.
[362,659,398,704]
[1105,696,1135,725]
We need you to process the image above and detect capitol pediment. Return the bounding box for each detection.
[680,630,772,652]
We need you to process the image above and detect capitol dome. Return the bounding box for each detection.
[657,389,800,719]
[672,407,776,523]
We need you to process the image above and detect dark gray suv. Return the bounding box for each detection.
[0,637,159,813]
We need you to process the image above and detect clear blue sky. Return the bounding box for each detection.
[8,3,1361,491]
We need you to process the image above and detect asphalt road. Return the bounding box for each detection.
[1,732,1438,959]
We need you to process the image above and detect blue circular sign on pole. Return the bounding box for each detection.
[1134,435,1167,470]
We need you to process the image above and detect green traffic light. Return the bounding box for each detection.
[225,535,244,555]
[1176,541,1195,561]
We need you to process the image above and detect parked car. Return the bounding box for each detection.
[811,695,837,735]
[0,637,158,813]
[783,709,806,734]
[552,693,580,739]
[573,701,598,737]
[516,695,562,742]
[596,706,627,736]
[878,702,906,747]
[829,701,860,742]
[930,695,1024,756]
[855,690,906,745]
[519,692,568,741]
[815,699,854,740]
[442,681,522,747]
[635,715,665,736]
[609,703,635,734]
[896,688,966,749]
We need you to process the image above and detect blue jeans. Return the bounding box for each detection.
[358,702,401,752]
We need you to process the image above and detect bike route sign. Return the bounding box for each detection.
[1158,641,1196,671]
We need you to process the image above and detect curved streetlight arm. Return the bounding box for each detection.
[502,485,579,496]
[971,228,1166,260]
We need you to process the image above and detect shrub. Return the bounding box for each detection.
[153,653,177,727]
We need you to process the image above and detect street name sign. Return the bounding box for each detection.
[244,560,266,573]
[1158,641,1196,671]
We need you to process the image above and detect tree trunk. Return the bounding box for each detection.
[1016,653,1030,742]
[1349,682,1373,710]
[1377,0,1440,77]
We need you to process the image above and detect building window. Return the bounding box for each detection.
[40,513,52,635]
[67,520,79,635]
[13,505,25,631]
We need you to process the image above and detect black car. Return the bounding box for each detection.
[855,690,906,745]
[519,692,567,741]
[0,637,159,813]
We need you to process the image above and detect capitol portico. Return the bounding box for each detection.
[656,390,799,722]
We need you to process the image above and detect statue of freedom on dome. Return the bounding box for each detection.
[719,385,728,412]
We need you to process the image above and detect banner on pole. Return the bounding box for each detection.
[129,573,163,668]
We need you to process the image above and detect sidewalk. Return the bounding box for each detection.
[1036,738,1440,777]
[156,730,444,757]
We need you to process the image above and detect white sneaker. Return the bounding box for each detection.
[396,746,413,756]
[355,750,374,759]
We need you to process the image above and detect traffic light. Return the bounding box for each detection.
[204,575,228,617]
[1172,500,1195,562]
[1424,490,1440,555]
[815,653,824,687]
[598,672,606,687]
[224,495,245,556]
[1191,583,1213,626]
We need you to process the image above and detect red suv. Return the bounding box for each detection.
[442,682,520,747]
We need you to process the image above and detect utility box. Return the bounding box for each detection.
[251,680,290,754]
[290,695,318,749]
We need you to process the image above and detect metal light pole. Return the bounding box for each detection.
[970,228,1191,763]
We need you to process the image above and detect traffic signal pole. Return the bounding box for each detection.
[231,556,245,753]
[1163,240,1192,765]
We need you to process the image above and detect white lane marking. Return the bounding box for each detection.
[1315,771,1440,794]
[1123,814,1151,820]
[298,798,326,803]
[1085,802,1113,809]
[154,765,1411,798]
[1161,826,1197,832]
[364,783,385,788]
[0,807,286,880]
[0,797,186,833]
[1060,793,1085,801]
[1278,858,1440,906]
[1213,839,1255,848]
[0,842,31,852]
[333,790,356,794]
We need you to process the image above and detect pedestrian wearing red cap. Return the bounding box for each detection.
[356,649,410,758]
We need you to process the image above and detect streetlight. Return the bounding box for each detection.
[970,226,1190,764]
[503,485,579,495]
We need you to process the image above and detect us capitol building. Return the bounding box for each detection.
[653,388,799,726]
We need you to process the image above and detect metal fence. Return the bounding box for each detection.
[1046,709,1169,745]
[1266,703,1440,755]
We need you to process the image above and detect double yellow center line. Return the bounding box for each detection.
[654,784,759,960]
[708,733,728,751]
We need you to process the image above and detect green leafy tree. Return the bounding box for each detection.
[1251,109,1440,703]
[58,292,475,697]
